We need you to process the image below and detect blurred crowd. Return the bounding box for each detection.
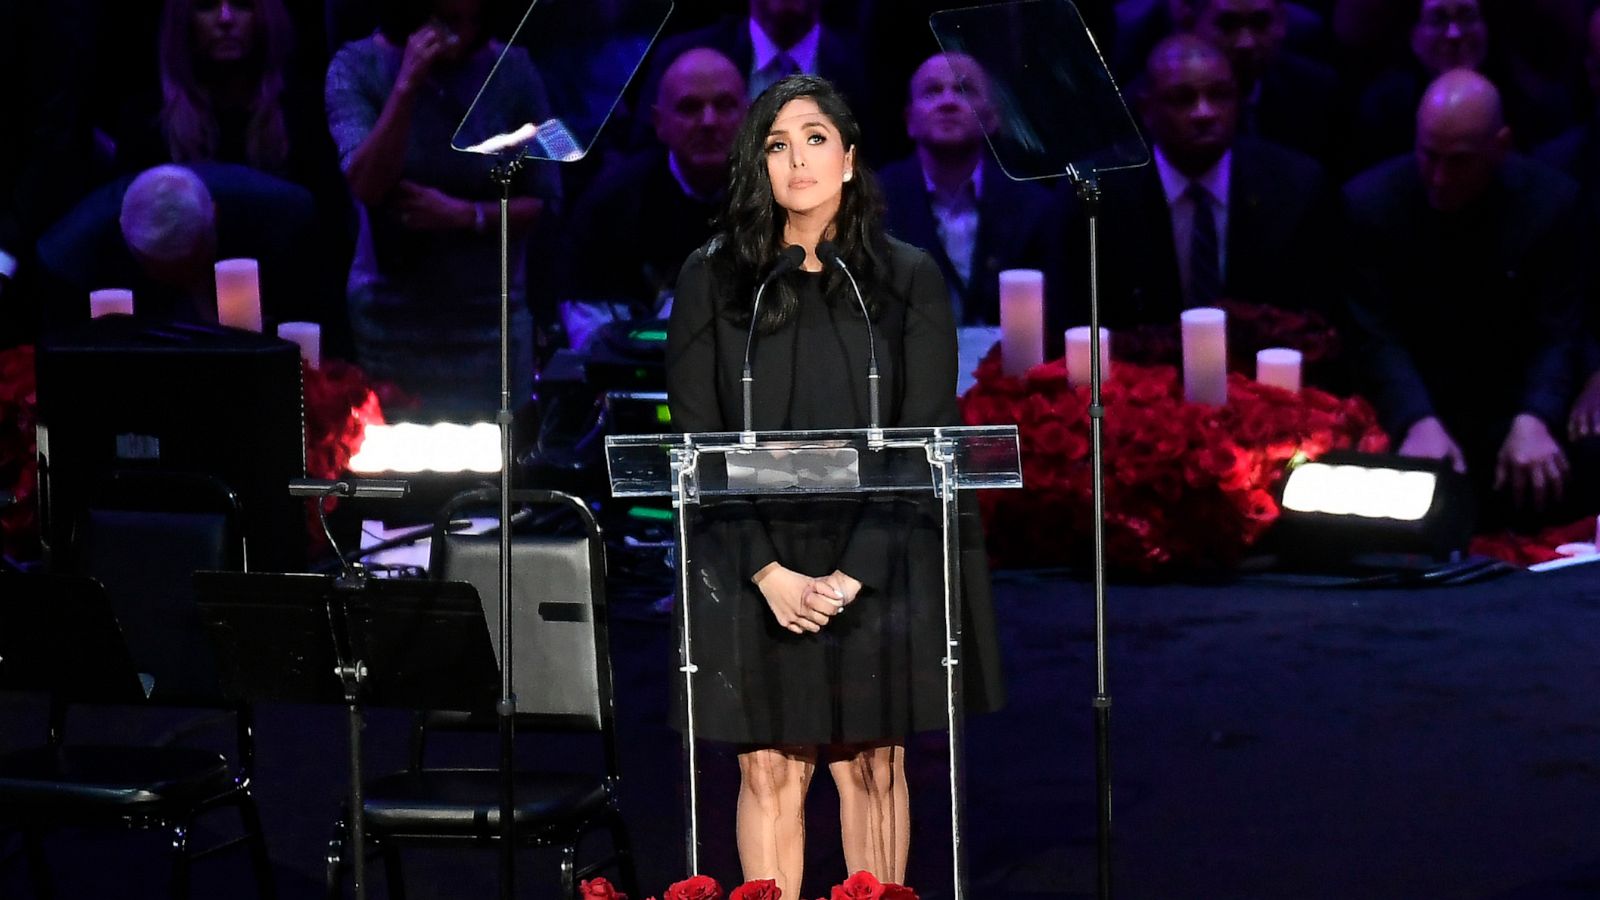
[6,0,1600,526]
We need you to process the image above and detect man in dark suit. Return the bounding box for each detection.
[1183,0,1343,162]
[561,48,747,328]
[877,52,1064,336]
[35,163,322,334]
[632,0,876,157]
[1077,35,1337,330]
[1535,5,1600,463]
[1344,70,1586,524]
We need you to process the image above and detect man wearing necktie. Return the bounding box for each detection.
[1068,34,1339,338]
[631,0,875,156]
[1144,34,1237,312]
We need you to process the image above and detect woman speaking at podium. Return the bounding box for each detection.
[666,74,1003,896]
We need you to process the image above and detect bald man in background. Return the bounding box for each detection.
[559,48,747,339]
[1343,69,1588,525]
[877,52,1063,333]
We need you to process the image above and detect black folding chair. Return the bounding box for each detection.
[0,571,274,899]
[325,489,637,899]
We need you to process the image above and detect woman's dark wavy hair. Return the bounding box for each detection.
[710,73,888,332]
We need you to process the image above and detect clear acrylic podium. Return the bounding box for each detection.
[607,424,1021,898]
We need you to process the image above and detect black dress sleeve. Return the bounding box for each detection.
[666,249,781,580]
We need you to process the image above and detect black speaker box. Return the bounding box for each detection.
[35,317,306,571]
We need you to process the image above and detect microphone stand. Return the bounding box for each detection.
[820,246,881,440]
[489,156,522,900]
[1067,161,1115,900]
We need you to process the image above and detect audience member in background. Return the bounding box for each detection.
[1349,0,1582,172]
[0,0,99,345]
[1540,6,1600,452]
[560,47,747,346]
[325,0,560,416]
[117,165,220,322]
[877,52,1064,336]
[1114,0,1330,84]
[632,0,875,157]
[33,163,318,330]
[1535,6,1600,226]
[117,0,320,182]
[1343,70,1588,526]
[856,0,1118,163]
[1181,0,1344,161]
[1074,36,1338,332]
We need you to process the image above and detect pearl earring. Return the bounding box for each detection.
[843,171,854,182]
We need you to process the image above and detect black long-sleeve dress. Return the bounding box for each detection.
[665,236,1004,746]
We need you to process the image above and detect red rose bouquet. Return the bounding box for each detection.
[580,872,918,900]
[960,345,1388,573]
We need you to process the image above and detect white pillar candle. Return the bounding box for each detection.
[999,269,1045,376]
[1181,306,1228,406]
[214,258,262,332]
[1065,326,1111,388]
[1256,347,1302,393]
[277,321,322,369]
[88,288,134,319]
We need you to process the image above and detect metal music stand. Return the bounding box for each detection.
[193,572,497,900]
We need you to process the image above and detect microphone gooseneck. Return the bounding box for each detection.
[742,245,808,437]
[814,241,880,433]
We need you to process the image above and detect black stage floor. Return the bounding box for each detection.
[4,565,1599,899]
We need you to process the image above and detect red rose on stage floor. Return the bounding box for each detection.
[728,879,780,900]
[830,871,883,900]
[664,875,724,900]
[581,877,630,900]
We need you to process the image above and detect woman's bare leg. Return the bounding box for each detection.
[828,742,909,883]
[736,745,818,898]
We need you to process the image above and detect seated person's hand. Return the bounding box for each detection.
[1495,413,1569,512]
[1569,369,1600,441]
[753,563,832,635]
[390,179,471,231]
[1398,415,1467,474]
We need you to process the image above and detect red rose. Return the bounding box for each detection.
[729,880,781,900]
[664,875,723,900]
[877,885,918,900]
[580,877,629,900]
[830,871,882,900]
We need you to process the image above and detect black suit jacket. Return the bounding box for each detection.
[631,15,877,156]
[1342,154,1583,450]
[1073,137,1339,329]
[877,155,1064,333]
[1248,52,1343,163]
[559,149,722,306]
[35,163,319,330]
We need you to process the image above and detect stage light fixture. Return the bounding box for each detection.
[1274,451,1474,563]
[347,422,502,474]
